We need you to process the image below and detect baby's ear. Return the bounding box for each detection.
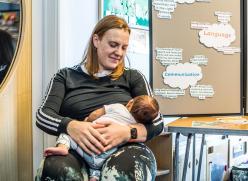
[126,99,134,110]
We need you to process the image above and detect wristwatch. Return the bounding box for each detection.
[130,126,137,139]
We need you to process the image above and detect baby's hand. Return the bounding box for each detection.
[89,178,98,181]
[44,146,69,157]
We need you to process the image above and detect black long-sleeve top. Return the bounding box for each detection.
[36,65,164,140]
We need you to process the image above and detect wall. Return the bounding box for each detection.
[32,0,45,176]
[32,0,99,176]
[59,0,98,68]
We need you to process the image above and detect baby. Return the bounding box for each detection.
[44,95,161,181]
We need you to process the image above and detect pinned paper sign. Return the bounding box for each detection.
[192,12,240,54]
[191,21,211,30]
[199,23,235,49]
[175,0,195,3]
[190,55,208,66]
[155,48,183,66]
[190,85,214,99]
[176,0,210,3]
[216,47,240,54]
[215,11,232,24]
[152,0,209,19]
[154,88,185,99]
[163,63,203,89]
[152,0,177,19]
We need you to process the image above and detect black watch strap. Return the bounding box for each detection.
[130,127,137,139]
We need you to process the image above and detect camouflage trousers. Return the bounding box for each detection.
[35,143,157,181]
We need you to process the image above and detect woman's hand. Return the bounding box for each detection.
[94,120,131,151]
[66,120,107,155]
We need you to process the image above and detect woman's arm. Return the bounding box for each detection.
[36,70,71,135]
[128,69,164,141]
[36,69,106,154]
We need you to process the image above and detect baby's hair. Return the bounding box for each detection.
[130,95,159,124]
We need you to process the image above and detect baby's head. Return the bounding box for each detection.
[126,95,159,124]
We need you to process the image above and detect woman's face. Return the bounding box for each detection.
[93,28,129,72]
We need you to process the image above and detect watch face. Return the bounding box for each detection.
[131,127,137,139]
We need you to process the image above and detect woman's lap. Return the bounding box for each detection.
[36,143,157,181]
[101,143,157,181]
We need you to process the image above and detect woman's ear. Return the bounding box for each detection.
[92,34,99,48]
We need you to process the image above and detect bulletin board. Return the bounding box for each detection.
[151,0,243,116]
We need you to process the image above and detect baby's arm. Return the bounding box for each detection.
[86,107,105,122]
[44,133,70,157]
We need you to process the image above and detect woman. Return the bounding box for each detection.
[36,15,164,181]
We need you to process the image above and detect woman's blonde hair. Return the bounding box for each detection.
[82,15,131,79]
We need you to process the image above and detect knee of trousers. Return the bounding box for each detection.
[41,153,88,181]
[101,143,157,181]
